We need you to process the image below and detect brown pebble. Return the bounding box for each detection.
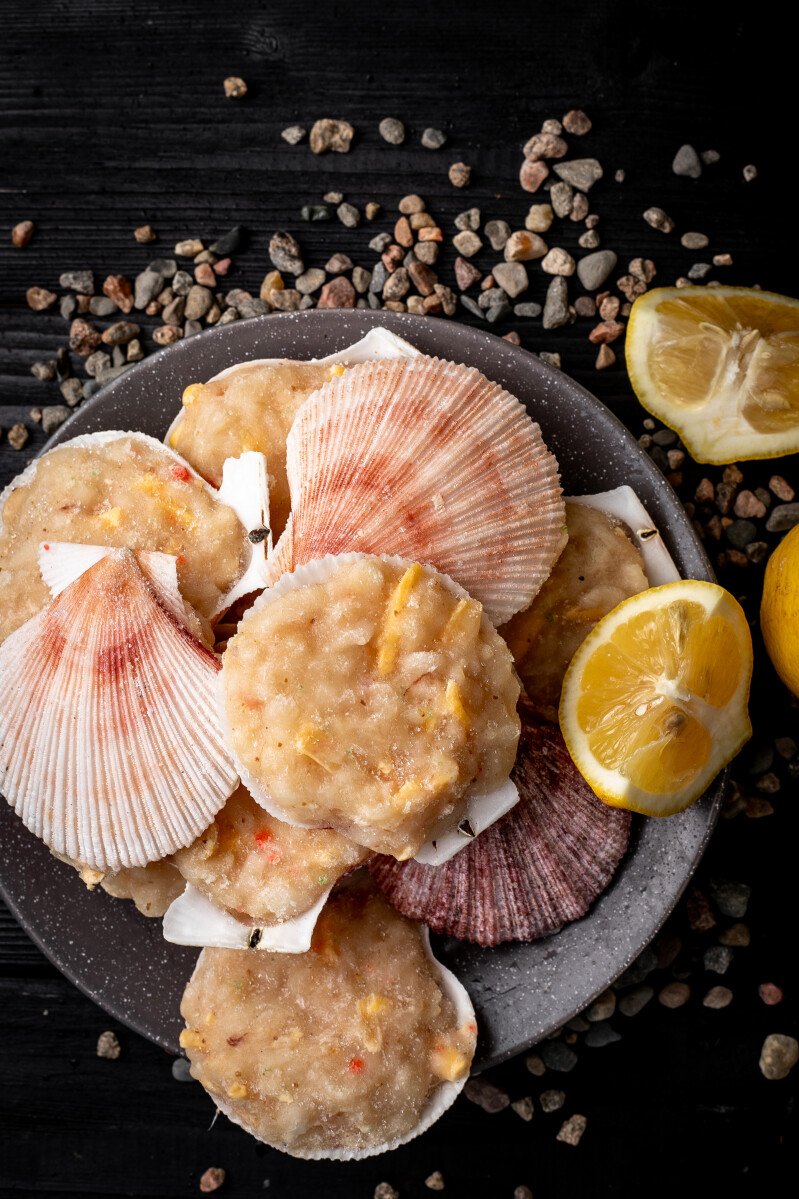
[325,253,352,275]
[687,885,717,931]
[759,983,783,1005]
[525,1052,545,1076]
[770,475,795,502]
[719,923,750,947]
[454,257,482,290]
[570,192,590,222]
[511,1096,534,1121]
[434,284,457,316]
[317,276,356,308]
[69,318,102,356]
[759,1033,799,1080]
[417,226,443,242]
[410,211,436,231]
[724,464,744,484]
[76,295,91,314]
[629,257,657,283]
[102,275,134,314]
[520,159,549,193]
[414,241,439,265]
[563,109,592,135]
[12,220,34,248]
[394,216,414,248]
[448,162,471,188]
[733,490,767,519]
[523,132,568,161]
[223,76,247,98]
[195,263,217,288]
[681,231,709,249]
[540,1088,566,1112]
[595,344,616,370]
[757,771,780,793]
[514,1189,533,1199]
[598,295,620,320]
[365,202,382,220]
[615,168,626,183]
[505,230,548,262]
[616,275,647,302]
[96,1030,121,1059]
[703,986,733,1010]
[503,331,521,345]
[713,253,733,266]
[408,261,438,296]
[745,794,773,816]
[7,423,29,450]
[382,244,405,272]
[101,321,141,346]
[659,982,691,1009]
[463,1076,510,1113]
[726,548,749,566]
[199,1166,226,1193]
[556,1114,587,1146]
[145,301,162,317]
[309,118,354,154]
[214,258,231,276]
[743,165,758,182]
[668,449,686,469]
[374,1185,399,1199]
[134,225,156,243]
[425,1172,445,1191]
[153,325,183,346]
[643,206,675,233]
[695,477,715,503]
[422,293,443,315]
[589,320,625,345]
[481,275,495,290]
[29,407,43,421]
[26,286,58,311]
[715,481,738,515]
[574,296,596,318]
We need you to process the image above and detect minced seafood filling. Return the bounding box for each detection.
[180,877,476,1154]
[501,502,648,720]
[100,861,185,918]
[0,436,250,644]
[221,557,520,859]
[169,360,332,538]
[173,784,370,923]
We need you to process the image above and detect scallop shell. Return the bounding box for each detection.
[568,485,680,586]
[369,694,632,946]
[163,882,332,953]
[0,547,238,872]
[218,551,520,862]
[266,356,566,627]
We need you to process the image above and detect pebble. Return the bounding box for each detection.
[337,202,361,228]
[766,503,799,532]
[463,1076,510,1113]
[659,982,690,1009]
[554,159,603,191]
[548,182,573,219]
[713,253,733,266]
[454,207,481,232]
[542,118,563,135]
[184,285,214,321]
[672,143,702,178]
[126,339,144,362]
[617,274,647,302]
[68,318,102,356]
[759,1034,798,1080]
[460,295,482,318]
[172,270,193,296]
[453,230,482,258]
[296,268,326,296]
[515,1188,533,1199]
[192,263,215,289]
[543,276,570,330]
[7,423,29,450]
[775,736,797,759]
[408,262,438,296]
[425,1171,445,1190]
[374,1185,399,1199]
[394,216,414,247]
[541,247,576,276]
[299,295,314,311]
[525,1052,546,1077]
[60,378,83,407]
[576,250,617,291]
[493,262,528,299]
[12,219,35,248]
[217,308,239,325]
[599,295,620,321]
[369,263,388,295]
[702,149,721,164]
[557,1115,587,1146]
[688,262,712,280]
[369,232,393,254]
[223,73,247,98]
[96,1031,121,1059]
[570,192,589,222]
[681,231,709,250]
[585,989,616,1022]
[134,270,163,310]
[309,119,354,154]
[485,219,511,251]
[454,257,482,290]
[351,266,371,294]
[281,125,306,145]
[541,1040,577,1072]
[406,296,426,315]
[759,983,783,1006]
[505,231,547,262]
[574,295,597,318]
[589,319,624,345]
[514,301,542,318]
[743,164,758,182]
[719,923,750,947]
[618,985,654,1017]
[578,229,601,250]
[703,986,733,1009]
[269,231,304,275]
[523,132,569,161]
[59,295,77,319]
[40,405,71,435]
[710,878,750,918]
[410,212,435,231]
[520,159,549,193]
[134,225,156,244]
[526,203,554,232]
[60,270,94,295]
[537,1088,566,1114]
[268,290,301,313]
[643,207,675,233]
[539,352,561,369]
[756,771,780,793]
[486,300,512,323]
[584,1022,622,1048]
[563,109,592,135]
[362,201,380,221]
[434,284,457,315]
[379,117,405,144]
[153,325,183,346]
[448,162,471,188]
[422,127,447,149]
[511,1097,534,1122]
[382,268,410,301]
[30,361,56,382]
[395,196,424,219]
[727,520,757,549]
[200,1165,226,1192]
[704,945,733,975]
[769,474,795,501]
[414,240,438,266]
[84,350,112,379]
[382,245,404,272]
[502,331,521,345]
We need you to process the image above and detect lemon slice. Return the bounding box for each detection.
[626,286,799,464]
[559,580,753,816]
[760,524,799,697]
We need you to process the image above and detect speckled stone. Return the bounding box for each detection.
[539,1088,565,1112]
[704,945,733,975]
[493,262,528,298]
[541,1040,578,1072]
[759,1034,799,1080]
[709,878,750,918]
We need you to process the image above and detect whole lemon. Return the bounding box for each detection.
[760,524,799,696]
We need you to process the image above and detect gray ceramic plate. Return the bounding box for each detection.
[0,311,721,1070]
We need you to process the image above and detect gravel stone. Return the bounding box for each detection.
[454,257,482,290]
[406,295,426,314]
[217,308,239,325]
[324,191,344,204]
[453,230,482,257]
[563,109,592,135]
[618,985,654,1017]
[161,296,185,326]
[617,274,647,301]
[194,263,216,288]
[570,192,589,222]
[134,270,163,310]
[399,194,425,216]
[84,350,112,379]
[298,296,314,311]
[422,127,447,149]
[60,378,83,406]
[352,266,371,294]
[550,181,574,217]
[455,208,481,231]
[433,284,457,314]
[505,231,547,261]
[525,1052,545,1076]
[520,159,549,193]
[585,989,616,1022]
[541,247,576,276]
[463,1076,510,1113]
[266,291,300,313]
[539,352,562,369]
[374,1185,399,1199]
[40,405,72,435]
[171,270,193,296]
[595,344,616,370]
[672,143,702,178]
[726,520,757,548]
[743,164,758,182]
[682,231,709,249]
[310,119,354,154]
[30,361,56,381]
[493,261,528,298]
[720,923,750,947]
[709,878,750,918]
[702,149,721,164]
[485,219,511,251]
[599,295,620,321]
[775,736,797,759]
[584,1021,622,1048]
[96,1030,121,1059]
[301,205,331,222]
[369,233,392,255]
[184,285,214,321]
[281,125,306,144]
[659,982,691,1009]
[12,219,34,248]
[579,229,601,249]
[576,250,617,291]
[759,1034,799,1080]
[703,986,733,1009]
[69,318,102,356]
[59,295,76,319]
[87,296,116,318]
[557,1115,587,1146]
[554,158,603,190]
[541,1040,578,1072]
[369,262,388,294]
[643,206,675,233]
[382,267,410,301]
[408,262,438,296]
[460,295,482,318]
[704,945,733,975]
[542,118,562,135]
[688,262,712,280]
[523,132,568,161]
[414,241,439,265]
[60,270,94,295]
[766,503,799,532]
[134,225,156,244]
[296,268,326,295]
[539,1088,565,1112]
[759,983,784,1005]
[514,301,542,317]
[448,162,471,188]
[514,1188,533,1199]
[269,231,304,275]
[687,886,717,932]
[6,423,29,449]
[425,1170,446,1189]
[152,325,183,346]
[379,117,405,144]
[574,295,597,317]
[486,299,512,323]
[511,1097,534,1122]
[394,216,414,247]
[337,202,361,228]
[526,203,554,232]
[543,276,570,329]
[382,245,404,272]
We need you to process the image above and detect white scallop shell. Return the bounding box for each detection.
[0,547,239,872]
[267,356,566,626]
[163,326,420,448]
[567,485,681,586]
[218,552,519,864]
[207,924,477,1160]
[0,430,270,618]
[162,882,330,953]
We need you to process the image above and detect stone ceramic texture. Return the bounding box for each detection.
[0,310,722,1071]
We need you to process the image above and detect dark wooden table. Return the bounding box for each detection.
[1,3,796,1196]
